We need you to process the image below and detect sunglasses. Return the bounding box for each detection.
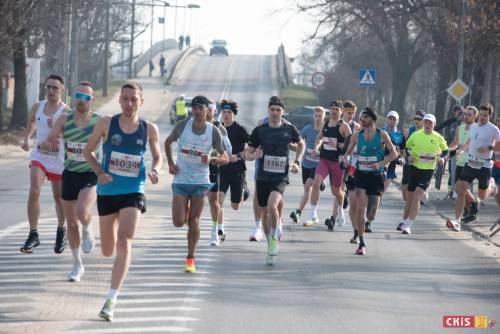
[74,92,92,102]
[414,117,423,121]
[45,84,60,91]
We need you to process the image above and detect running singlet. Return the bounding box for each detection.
[249,121,301,182]
[63,112,100,172]
[174,118,217,185]
[406,129,448,170]
[466,122,500,169]
[30,100,67,174]
[300,124,320,169]
[97,115,147,195]
[356,129,384,174]
[456,123,470,167]
[319,120,345,161]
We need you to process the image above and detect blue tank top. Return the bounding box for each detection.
[356,129,384,174]
[97,115,148,195]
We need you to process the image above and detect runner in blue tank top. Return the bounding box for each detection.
[84,82,162,321]
[343,107,397,255]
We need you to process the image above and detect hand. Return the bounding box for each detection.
[148,170,159,184]
[201,154,210,164]
[370,162,381,170]
[229,154,239,163]
[98,173,113,184]
[342,159,351,168]
[311,150,318,160]
[168,164,179,175]
[477,146,491,154]
[397,157,405,165]
[50,138,61,151]
[21,138,30,152]
[290,163,299,174]
[46,117,54,128]
[254,147,263,159]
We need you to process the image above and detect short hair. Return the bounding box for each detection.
[465,105,479,115]
[121,82,143,94]
[479,103,494,116]
[46,74,64,85]
[314,106,325,114]
[343,100,357,110]
[77,81,94,88]
[220,98,239,115]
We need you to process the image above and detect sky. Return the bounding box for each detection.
[134,0,316,57]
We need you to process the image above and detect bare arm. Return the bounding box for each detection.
[40,114,67,150]
[21,103,38,151]
[147,122,162,184]
[343,131,359,158]
[379,131,398,167]
[84,117,109,178]
[164,132,178,174]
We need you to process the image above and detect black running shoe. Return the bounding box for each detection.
[461,214,476,224]
[20,232,40,254]
[469,199,479,216]
[325,217,335,231]
[290,210,300,224]
[54,227,67,254]
[350,237,358,244]
[243,182,250,201]
[218,229,226,242]
[320,182,326,191]
[364,221,372,233]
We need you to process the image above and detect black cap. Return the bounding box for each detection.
[361,107,377,121]
[268,96,284,108]
[330,100,342,108]
[452,105,464,113]
[415,110,425,118]
[191,95,209,108]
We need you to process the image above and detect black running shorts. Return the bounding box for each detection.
[458,164,491,190]
[301,166,316,184]
[255,179,288,207]
[353,170,385,196]
[407,165,434,192]
[97,193,146,216]
[62,170,97,201]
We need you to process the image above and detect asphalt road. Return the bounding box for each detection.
[0,53,499,334]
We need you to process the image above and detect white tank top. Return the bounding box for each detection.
[29,100,66,174]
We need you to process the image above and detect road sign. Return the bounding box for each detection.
[359,69,376,85]
[311,72,327,88]
[159,17,165,24]
[447,79,469,101]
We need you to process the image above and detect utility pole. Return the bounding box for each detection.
[150,0,154,60]
[457,0,466,82]
[68,1,80,98]
[128,0,136,78]
[103,4,110,96]
[174,0,178,39]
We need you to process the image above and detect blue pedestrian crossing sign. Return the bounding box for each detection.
[159,17,165,24]
[359,69,376,85]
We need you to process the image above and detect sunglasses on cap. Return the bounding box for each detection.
[74,92,92,102]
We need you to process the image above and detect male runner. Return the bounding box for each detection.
[400,114,448,234]
[246,96,304,264]
[42,81,100,282]
[343,107,397,254]
[84,82,162,321]
[20,74,69,254]
[165,95,228,272]
[446,104,499,232]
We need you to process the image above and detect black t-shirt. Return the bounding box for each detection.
[220,121,249,173]
[248,122,301,182]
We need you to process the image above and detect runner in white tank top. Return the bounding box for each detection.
[20,74,70,254]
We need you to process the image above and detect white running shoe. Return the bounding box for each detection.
[336,211,346,227]
[402,226,411,235]
[446,219,461,232]
[68,265,84,282]
[249,225,262,241]
[210,229,219,246]
[81,228,96,254]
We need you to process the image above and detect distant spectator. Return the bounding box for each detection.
[178,35,184,50]
[159,54,166,77]
[149,59,154,77]
[185,35,191,48]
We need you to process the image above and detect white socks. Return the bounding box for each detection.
[71,248,83,268]
[255,220,262,228]
[217,223,224,232]
[107,289,119,303]
[309,204,318,218]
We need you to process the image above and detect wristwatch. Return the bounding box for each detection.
[294,159,300,166]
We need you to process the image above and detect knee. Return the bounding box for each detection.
[66,219,79,230]
[116,236,131,253]
[76,207,90,222]
[173,219,185,228]
[333,187,342,197]
[29,187,41,199]
[101,246,114,257]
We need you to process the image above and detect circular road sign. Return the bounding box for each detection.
[312,72,327,88]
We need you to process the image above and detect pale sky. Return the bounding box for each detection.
[135,0,315,57]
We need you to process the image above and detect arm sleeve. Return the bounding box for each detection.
[435,118,453,132]
[248,127,260,148]
[212,127,225,153]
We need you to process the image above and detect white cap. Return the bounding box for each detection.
[423,114,436,123]
[179,94,185,98]
[387,110,399,120]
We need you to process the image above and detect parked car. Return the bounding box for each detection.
[284,106,329,130]
[210,39,229,56]
[170,96,193,124]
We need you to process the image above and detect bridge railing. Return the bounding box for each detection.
[134,38,178,77]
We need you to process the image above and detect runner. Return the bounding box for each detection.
[20,74,69,254]
[83,82,162,321]
[494,116,500,207]
[246,96,304,264]
[41,81,100,282]
[207,99,232,246]
[382,111,405,194]
[289,106,325,225]
[343,107,397,254]
[165,95,228,272]
[399,114,448,234]
[304,100,351,229]
[446,103,500,232]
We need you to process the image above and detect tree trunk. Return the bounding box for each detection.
[10,33,28,129]
[489,49,497,111]
[434,57,453,124]
[471,60,486,106]
[389,60,412,127]
[0,72,4,131]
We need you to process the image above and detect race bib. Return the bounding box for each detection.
[467,156,485,169]
[263,155,287,173]
[180,143,205,163]
[419,153,436,164]
[305,148,319,162]
[109,151,141,177]
[323,137,337,151]
[66,142,85,162]
[37,144,59,156]
[358,156,377,171]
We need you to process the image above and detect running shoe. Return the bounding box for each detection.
[68,266,84,282]
[320,181,326,191]
[402,226,411,235]
[290,210,300,224]
[469,197,479,216]
[20,232,40,254]
[364,221,372,233]
[303,216,319,227]
[54,227,67,254]
[324,217,335,231]
[99,299,115,321]
[266,254,275,266]
[185,257,196,273]
[218,229,226,242]
[350,236,358,244]
[355,246,366,255]
[396,222,405,231]
[249,225,262,242]
[268,237,279,256]
[446,219,461,232]
[336,211,346,227]
[81,228,95,254]
[243,182,250,201]
[210,229,219,246]
[460,214,476,224]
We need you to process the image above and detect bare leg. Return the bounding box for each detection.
[27,166,46,230]
[187,196,205,257]
[51,180,65,228]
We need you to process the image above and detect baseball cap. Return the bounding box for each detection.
[330,100,342,108]
[423,114,436,123]
[387,110,399,120]
[268,96,284,108]
[414,110,425,118]
[191,95,209,108]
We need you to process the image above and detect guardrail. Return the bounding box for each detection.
[133,39,178,77]
[165,45,206,85]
